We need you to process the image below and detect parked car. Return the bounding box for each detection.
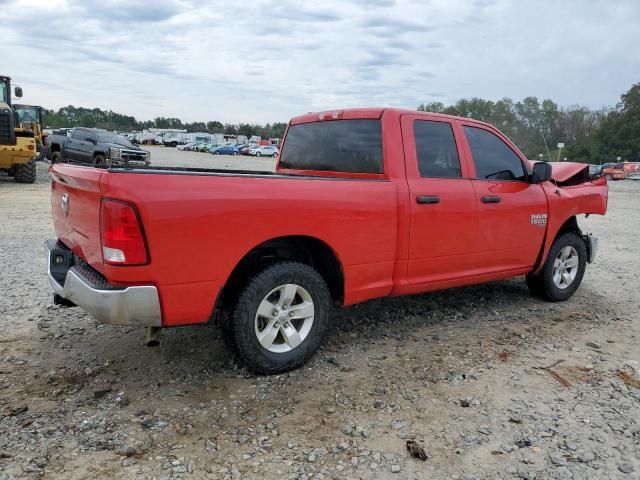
[177,142,197,151]
[210,144,240,155]
[240,145,254,155]
[47,127,150,166]
[602,162,640,181]
[45,108,608,374]
[196,143,214,152]
[250,145,279,157]
[588,164,603,177]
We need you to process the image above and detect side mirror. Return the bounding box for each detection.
[531,162,552,184]
[14,86,23,98]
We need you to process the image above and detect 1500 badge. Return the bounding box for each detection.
[531,213,547,226]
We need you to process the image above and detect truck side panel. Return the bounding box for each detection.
[98,172,400,326]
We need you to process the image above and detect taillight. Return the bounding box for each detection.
[100,199,149,265]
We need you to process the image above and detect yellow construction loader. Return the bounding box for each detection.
[0,75,37,183]
[14,103,47,161]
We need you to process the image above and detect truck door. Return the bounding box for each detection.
[459,122,547,272]
[83,131,98,163]
[66,129,86,162]
[401,115,480,285]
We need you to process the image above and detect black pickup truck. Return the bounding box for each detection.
[47,127,150,166]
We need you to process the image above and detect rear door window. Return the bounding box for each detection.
[414,120,461,178]
[464,126,526,181]
[71,130,86,140]
[280,119,383,174]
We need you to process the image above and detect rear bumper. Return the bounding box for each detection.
[45,239,162,327]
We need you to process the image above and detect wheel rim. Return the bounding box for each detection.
[552,246,579,289]
[254,283,314,353]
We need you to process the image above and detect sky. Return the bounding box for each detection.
[0,0,638,124]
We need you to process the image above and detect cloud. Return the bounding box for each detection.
[361,16,432,33]
[0,0,637,125]
[79,0,185,23]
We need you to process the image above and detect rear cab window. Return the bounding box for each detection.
[279,119,383,175]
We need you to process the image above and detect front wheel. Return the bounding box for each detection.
[256,152,262,157]
[13,158,36,183]
[232,262,331,374]
[526,232,587,302]
[51,151,63,164]
[93,154,106,166]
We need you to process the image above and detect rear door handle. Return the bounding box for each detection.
[481,195,501,204]
[416,195,440,204]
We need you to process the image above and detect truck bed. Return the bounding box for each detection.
[49,162,399,326]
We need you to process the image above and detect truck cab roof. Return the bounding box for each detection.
[289,107,494,129]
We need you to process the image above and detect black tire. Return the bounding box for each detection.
[527,232,587,302]
[13,158,36,184]
[52,151,63,164]
[232,262,331,374]
[93,154,106,166]
[256,152,262,157]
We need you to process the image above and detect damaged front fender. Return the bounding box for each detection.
[532,164,608,274]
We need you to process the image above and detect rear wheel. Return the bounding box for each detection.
[526,232,587,302]
[232,262,331,374]
[13,158,36,184]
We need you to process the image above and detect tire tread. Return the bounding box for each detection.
[232,262,331,375]
[13,158,36,183]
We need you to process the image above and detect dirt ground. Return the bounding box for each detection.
[0,152,638,480]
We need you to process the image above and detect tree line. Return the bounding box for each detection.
[418,82,640,164]
[42,82,639,162]
[42,106,288,139]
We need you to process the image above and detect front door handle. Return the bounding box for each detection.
[416,195,440,204]
[481,195,501,204]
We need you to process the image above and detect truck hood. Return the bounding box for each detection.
[105,141,142,151]
[548,162,589,183]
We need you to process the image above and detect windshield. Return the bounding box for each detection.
[97,131,134,147]
[0,81,8,104]
[15,106,39,124]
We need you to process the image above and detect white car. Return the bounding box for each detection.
[177,143,196,151]
[250,145,279,157]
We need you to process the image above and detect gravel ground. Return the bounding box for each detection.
[0,158,638,480]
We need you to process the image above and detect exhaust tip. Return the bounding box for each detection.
[145,327,161,347]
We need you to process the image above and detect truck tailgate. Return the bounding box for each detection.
[50,164,105,274]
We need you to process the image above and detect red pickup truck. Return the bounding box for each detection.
[46,108,608,374]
